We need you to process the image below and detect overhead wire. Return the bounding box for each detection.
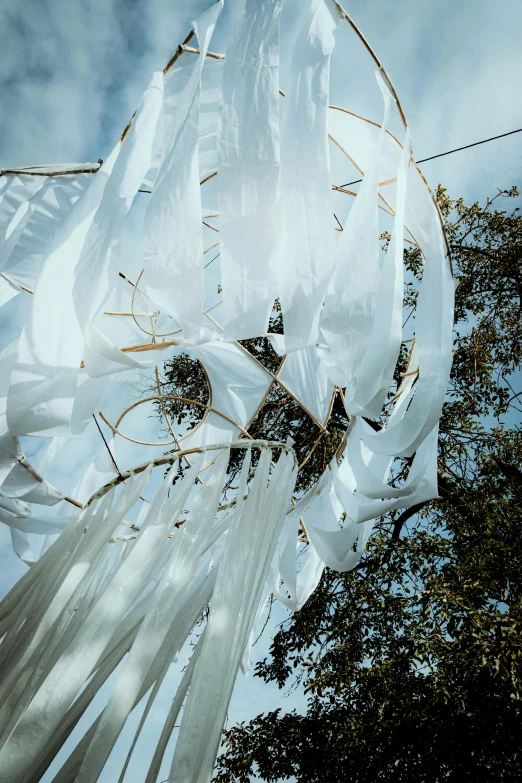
[204,252,220,269]
[338,126,522,188]
[136,127,522,194]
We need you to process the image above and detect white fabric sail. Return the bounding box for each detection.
[0,1,455,780]
[275,0,338,353]
[142,2,222,345]
[218,0,282,340]
[5,148,119,437]
[321,71,393,382]
[6,71,163,439]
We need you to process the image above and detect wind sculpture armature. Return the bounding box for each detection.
[0,1,454,781]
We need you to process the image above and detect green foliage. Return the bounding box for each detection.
[212,187,522,781]
[159,313,350,496]
[159,353,209,429]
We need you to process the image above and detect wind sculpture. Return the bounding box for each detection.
[0,0,454,781]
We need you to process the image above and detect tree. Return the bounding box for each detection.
[157,314,351,497]
[154,186,521,780]
[206,186,522,781]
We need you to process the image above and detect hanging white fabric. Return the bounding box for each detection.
[1,173,92,289]
[0,2,457,780]
[275,0,338,353]
[5,146,120,437]
[73,73,164,330]
[321,71,393,383]
[170,446,297,783]
[356,167,455,458]
[342,128,411,417]
[142,2,223,346]
[218,0,282,341]
[6,71,163,438]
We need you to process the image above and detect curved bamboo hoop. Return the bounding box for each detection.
[99,393,252,448]
[2,6,452,523]
[85,438,297,507]
[130,269,181,339]
[327,0,408,130]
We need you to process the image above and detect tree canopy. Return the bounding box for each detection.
[158,186,522,781]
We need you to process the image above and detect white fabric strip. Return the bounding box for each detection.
[73,73,164,330]
[142,2,223,346]
[275,0,338,353]
[321,71,393,383]
[1,173,91,289]
[0,175,44,273]
[218,0,282,340]
[76,452,228,782]
[6,72,163,438]
[357,168,455,458]
[344,128,411,417]
[170,447,296,782]
[5,146,120,437]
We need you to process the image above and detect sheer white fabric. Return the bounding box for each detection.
[275,0,338,353]
[142,3,222,345]
[218,0,282,340]
[0,1,455,779]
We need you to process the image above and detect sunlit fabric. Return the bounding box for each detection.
[0,0,454,779]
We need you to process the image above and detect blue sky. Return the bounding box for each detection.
[1,0,521,780]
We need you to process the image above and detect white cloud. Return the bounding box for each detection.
[2,0,520,196]
[0,0,215,167]
[341,0,522,199]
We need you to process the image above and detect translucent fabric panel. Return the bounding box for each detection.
[321,72,393,383]
[170,447,296,782]
[0,175,44,272]
[144,56,224,190]
[218,0,282,340]
[275,342,334,426]
[120,566,219,783]
[7,73,163,438]
[270,508,326,612]
[0,458,202,779]
[342,129,411,417]
[193,339,272,428]
[357,166,454,458]
[142,4,222,346]
[2,173,92,288]
[273,359,438,579]
[73,73,164,330]
[275,0,338,353]
[76,452,228,782]
[198,59,225,182]
[5,146,120,437]
[0,492,116,739]
[0,433,64,507]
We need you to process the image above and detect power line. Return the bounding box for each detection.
[416,127,522,164]
[137,126,522,195]
[92,413,122,477]
[204,253,220,269]
[338,126,522,189]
